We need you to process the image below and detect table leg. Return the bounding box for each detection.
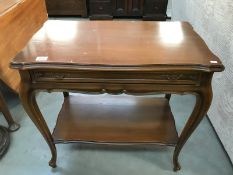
[19,86,57,168]
[173,87,212,171]
[165,94,171,101]
[0,91,20,132]
[63,92,69,98]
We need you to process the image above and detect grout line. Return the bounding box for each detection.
[206,114,233,168]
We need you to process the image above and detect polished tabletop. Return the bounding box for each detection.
[11,20,224,72]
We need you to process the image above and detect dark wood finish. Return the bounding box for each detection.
[45,0,87,16]
[63,92,69,98]
[53,95,178,145]
[112,0,143,17]
[165,94,171,101]
[89,0,165,20]
[89,0,113,20]
[11,21,224,171]
[128,0,143,16]
[113,0,128,16]
[143,0,168,20]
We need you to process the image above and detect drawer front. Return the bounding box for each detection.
[30,70,201,86]
[45,0,87,16]
[113,0,128,16]
[128,0,144,16]
[46,0,85,11]
[89,1,112,15]
[143,0,168,15]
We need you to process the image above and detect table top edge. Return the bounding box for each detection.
[10,62,225,72]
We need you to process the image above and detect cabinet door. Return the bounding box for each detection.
[128,0,143,16]
[113,0,127,16]
[143,0,168,20]
[89,0,113,19]
[45,0,87,16]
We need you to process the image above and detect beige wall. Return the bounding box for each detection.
[172,0,233,162]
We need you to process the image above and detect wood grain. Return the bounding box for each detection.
[0,0,47,92]
[11,20,224,170]
[53,95,178,145]
[11,21,224,72]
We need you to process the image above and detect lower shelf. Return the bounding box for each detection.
[52,94,178,146]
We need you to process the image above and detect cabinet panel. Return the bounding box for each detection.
[143,0,168,20]
[88,0,168,20]
[45,0,87,16]
[128,0,143,16]
[113,0,128,16]
[89,0,113,19]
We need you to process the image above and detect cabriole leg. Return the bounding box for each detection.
[173,87,212,171]
[19,85,57,168]
[63,92,69,98]
[165,94,171,101]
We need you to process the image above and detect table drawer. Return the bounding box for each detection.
[30,70,201,85]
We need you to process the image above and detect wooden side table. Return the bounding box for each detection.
[11,20,224,171]
[0,90,20,158]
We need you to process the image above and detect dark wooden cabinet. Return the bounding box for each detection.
[128,0,144,16]
[113,0,127,16]
[45,0,87,16]
[45,0,167,20]
[113,0,143,16]
[89,0,168,20]
[89,0,113,19]
[143,0,168,20]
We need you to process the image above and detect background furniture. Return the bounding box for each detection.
[88,0,169,20]
[0,88,20,158]
[0,89,20,132]
[45,0,168,20]
[0,0,47,158]
[11,20,224,171]
[0,0,47,93]
[45,0,87,16]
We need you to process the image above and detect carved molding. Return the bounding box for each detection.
[32,71,199,82]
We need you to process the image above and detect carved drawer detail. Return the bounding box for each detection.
[31,71,201,85]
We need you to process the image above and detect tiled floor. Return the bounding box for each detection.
[0,84,232,175]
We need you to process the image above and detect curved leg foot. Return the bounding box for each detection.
[8,123,20,132]
[165,94,171,101]
[49,158,57,168]
[173,86,212,171]
[63,92,69,98]
[173,157,181,171]
[20,85,57,167]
